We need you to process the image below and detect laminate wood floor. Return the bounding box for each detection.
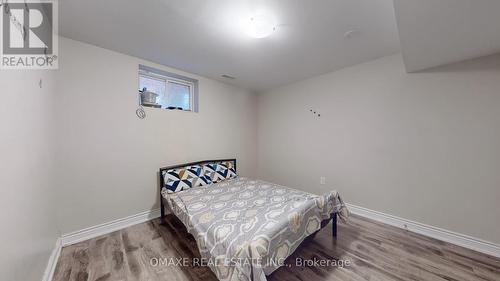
[52,214,500,281]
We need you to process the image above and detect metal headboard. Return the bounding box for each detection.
[158,159,236,221]
[159,158,236,189]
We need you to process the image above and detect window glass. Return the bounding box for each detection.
[166,81,191,110]
[139,75,166,106]
[138,65,198,112]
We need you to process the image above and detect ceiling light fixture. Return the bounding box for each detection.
[343,30,359,39]
[246,13,276,38]
[221,74,236,79]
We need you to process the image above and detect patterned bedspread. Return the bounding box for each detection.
[162,177,348,281]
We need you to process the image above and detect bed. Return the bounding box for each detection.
[159,159,348,281]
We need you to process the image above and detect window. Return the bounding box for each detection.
[138,65,198,112]
[166,80,192,110]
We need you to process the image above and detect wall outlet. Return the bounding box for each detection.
[320,176,326,185]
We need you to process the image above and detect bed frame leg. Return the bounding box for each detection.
[160,197,166,224]
[332,213,337,237]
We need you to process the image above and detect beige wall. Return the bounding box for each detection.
[3,37,500,280]
[257,54,500,244]
[55,38,258,234]
[0,70,58,280]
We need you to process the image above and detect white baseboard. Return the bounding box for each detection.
[42,238,62,281]
[61,208,161,246]
[47,203,499,281]
[346,203,500,258]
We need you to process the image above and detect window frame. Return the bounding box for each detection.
[166,78,194,111]
[138,65,199,112]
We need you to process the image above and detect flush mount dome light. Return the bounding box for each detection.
[246,13,276,38]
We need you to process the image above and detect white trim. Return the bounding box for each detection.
[42,238,62,281]
[46,203,500,281]
[346,203,500,258]
[61,209,161,246]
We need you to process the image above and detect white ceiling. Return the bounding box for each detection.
[59,0,400,92]
[394,0,500,72]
